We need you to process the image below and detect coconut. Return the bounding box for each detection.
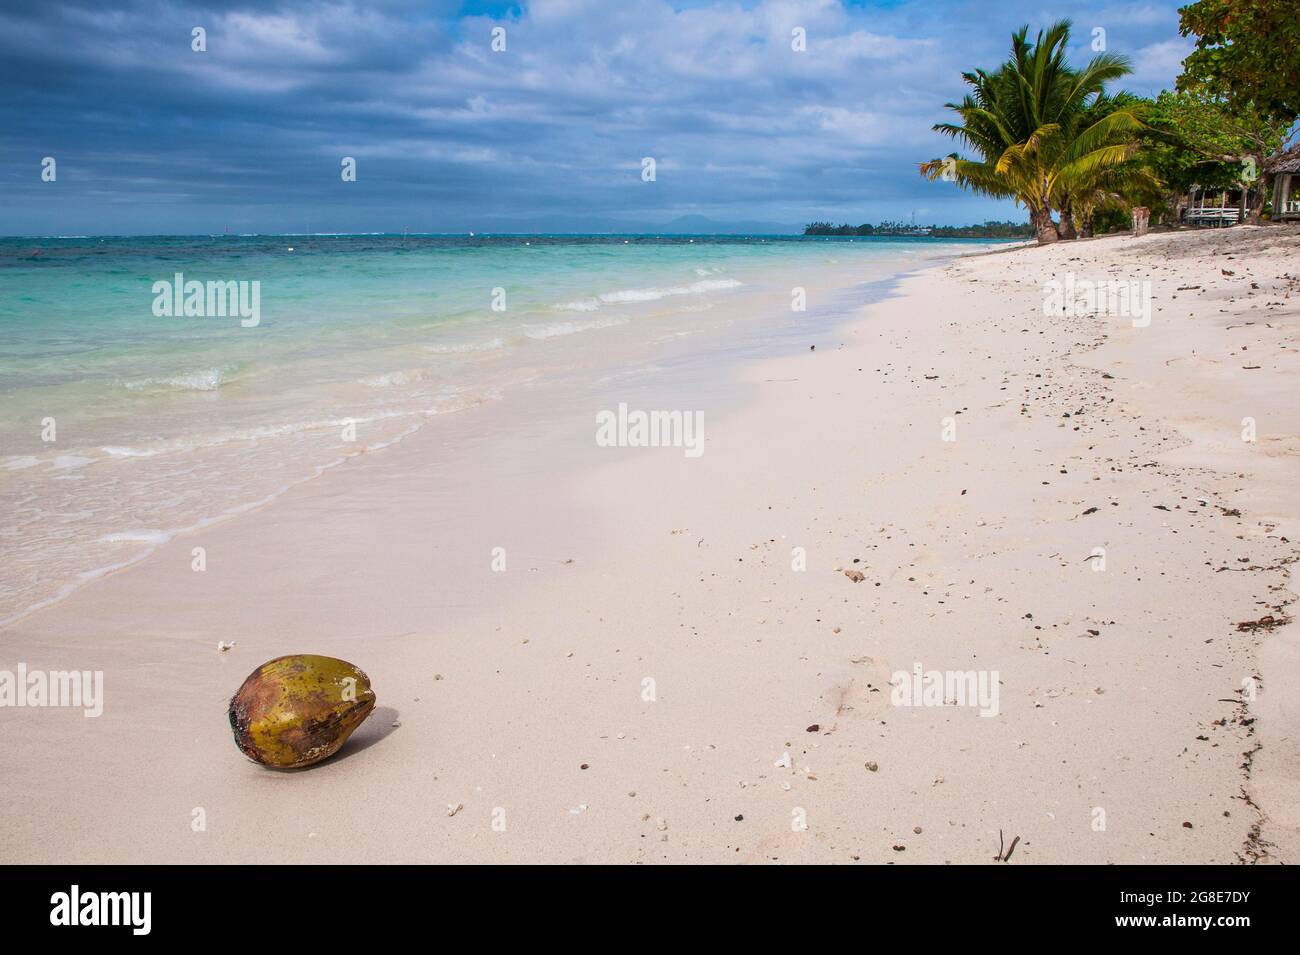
[228,654,376,768]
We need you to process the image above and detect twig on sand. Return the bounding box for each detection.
[995,829,1021,863]
[1004,835,1021,862]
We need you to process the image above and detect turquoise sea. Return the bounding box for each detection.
[0,233,1001,624]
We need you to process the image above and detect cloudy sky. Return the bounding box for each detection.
[1,0,1194,235]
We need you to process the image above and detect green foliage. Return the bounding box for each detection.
[1090,204,1133,235]
[1178,0,1300,120]
[919,20,1146,241]
[1057,91,1161,231]
[1150,88,1292,168]
[1137,97,1240,196]
[802,221,1034,238]
[1146,88,1293,220]
[903,9,1297,238]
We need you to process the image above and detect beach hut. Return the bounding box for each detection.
[1269,148,1300,222]
[1182,185,1247,227]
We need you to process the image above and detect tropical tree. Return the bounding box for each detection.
[920,20,1146,244]
[1179,0,1300,119]
[1174,1,1298,224]
[1055,92,1160,237]
[1145,89,1292,222]
[1131,96,1239,224]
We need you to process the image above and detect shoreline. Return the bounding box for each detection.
[1,242,967,630]
[2,227,1297,863]
[1,238,982,631]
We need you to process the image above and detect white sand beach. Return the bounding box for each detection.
[3,226,1297,864]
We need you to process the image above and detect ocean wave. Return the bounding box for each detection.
[552,298,601,312]
[101,446,163,458]
[100,529,173,545]
[123,367,229,393]
[422,337,506,354]
[598,278,742,304]
[17,401,479,472]
[551,277,742,311]
[361,369,425,388]
[0,388,504,630]
[521,316,629,339]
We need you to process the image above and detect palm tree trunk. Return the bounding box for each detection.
[1031,207,1060,244]
[1078,208,1095,238]
[1059,204,1078,240]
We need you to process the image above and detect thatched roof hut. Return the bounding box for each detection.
[1269,144,1300,221]
[1265,143,1300,174]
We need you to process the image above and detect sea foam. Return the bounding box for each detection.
[124,367,228,392]
[553,277,742,311]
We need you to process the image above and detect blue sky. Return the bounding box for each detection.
[1,0,1195,234]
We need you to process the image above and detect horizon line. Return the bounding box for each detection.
[1,228,1028,240]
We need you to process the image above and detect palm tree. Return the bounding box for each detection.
[1056,93,1161,236]
[921,21,1145,244]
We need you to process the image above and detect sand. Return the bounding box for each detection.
[3,225,1297,864]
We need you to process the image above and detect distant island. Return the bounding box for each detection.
[804,220,1034,238]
